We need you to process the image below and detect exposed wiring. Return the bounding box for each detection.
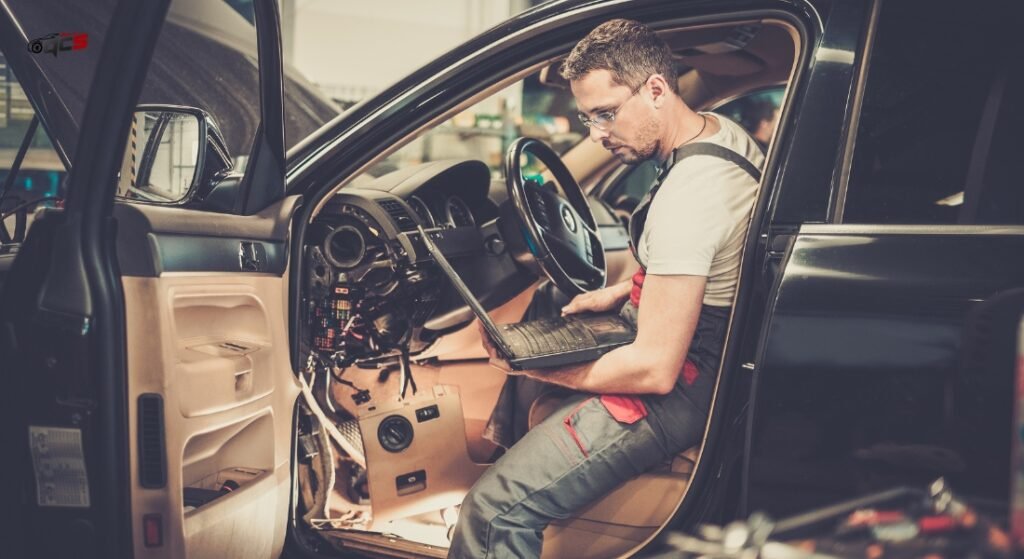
[328,359,371,405]
[299,370,366,468]
[323,362,337,414]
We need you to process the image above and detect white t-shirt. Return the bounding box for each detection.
[636,113,764,307]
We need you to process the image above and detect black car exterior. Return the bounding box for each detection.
[0,0,1020,557]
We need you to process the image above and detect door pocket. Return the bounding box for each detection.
[181,412,273,505]
[180,413,277,557]
[171,289,274,417]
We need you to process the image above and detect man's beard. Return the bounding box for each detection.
[612,140,659,164]
[606,117,660,164]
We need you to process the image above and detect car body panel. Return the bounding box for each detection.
[747,226,1024,515]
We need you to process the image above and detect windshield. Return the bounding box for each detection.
[355,71,585,184]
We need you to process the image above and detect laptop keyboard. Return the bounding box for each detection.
[502,318,598,356]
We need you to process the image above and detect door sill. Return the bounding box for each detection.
[320,529,448,559]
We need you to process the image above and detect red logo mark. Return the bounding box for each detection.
[27,33,89,57]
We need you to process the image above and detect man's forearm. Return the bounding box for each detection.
[525,342,674,395]
[527,274,706,395]
[608,279,632,303]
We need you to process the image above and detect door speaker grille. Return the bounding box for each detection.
[138,394,167,488]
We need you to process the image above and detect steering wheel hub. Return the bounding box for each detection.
[560,205,578,233]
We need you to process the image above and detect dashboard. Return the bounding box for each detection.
[300,159,535,368]
[406,193,476,230]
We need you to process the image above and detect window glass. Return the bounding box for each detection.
[139,0,261,172]
[843,0,1019,225]
[0,54,65,241]
[601,161,659,215]
[356,72,584,183]
[222,0,342,155]
[716,87,783,153]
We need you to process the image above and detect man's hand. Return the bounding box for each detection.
[561,280,631,316]
[524,274,706,394]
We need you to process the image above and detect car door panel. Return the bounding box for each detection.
[746,225,1024,516]
[114,197,300,558]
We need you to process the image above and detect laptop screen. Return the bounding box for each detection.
[417,226,514,356]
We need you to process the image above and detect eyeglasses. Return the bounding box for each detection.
[577,83,644,131]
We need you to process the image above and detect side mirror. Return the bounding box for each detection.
[116,105,209,204]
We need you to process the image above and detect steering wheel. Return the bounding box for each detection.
[502,137,606,296]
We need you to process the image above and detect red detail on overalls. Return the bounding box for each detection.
[629,268,646,307]
[563,398,595,458]
[682,360,699,386]
[599,395,648,424]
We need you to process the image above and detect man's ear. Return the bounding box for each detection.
[646,74,672,108]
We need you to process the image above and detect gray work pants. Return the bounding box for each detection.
[448,304,729,558]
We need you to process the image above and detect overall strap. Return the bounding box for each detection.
[648,142,761,201]
[628,142,762,271]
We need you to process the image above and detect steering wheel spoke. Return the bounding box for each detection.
[540,228,583,259]
[579,211,600,236]
[580,258,606,284]
[584,228,604,265]
[504,137,607,295]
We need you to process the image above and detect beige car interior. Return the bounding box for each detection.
[118,198,302,558]
[116,16,798,559]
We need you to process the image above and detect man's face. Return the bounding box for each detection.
[571,69,661,164]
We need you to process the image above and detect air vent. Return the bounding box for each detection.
[138,394,167,488]
[377,199,417,232]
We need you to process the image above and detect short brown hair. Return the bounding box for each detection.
[560,19,678,94]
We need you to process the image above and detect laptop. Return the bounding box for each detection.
[418,226,636,370]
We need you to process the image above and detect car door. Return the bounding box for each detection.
[743,0,1024,517]
[0,1,300,558]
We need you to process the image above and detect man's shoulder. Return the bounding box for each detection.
[665,116,763,181]
[663,149,756,182]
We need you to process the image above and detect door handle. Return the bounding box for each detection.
[768,233,795,255]
[238,241,267,272]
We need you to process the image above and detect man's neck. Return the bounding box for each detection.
[657,102,707,163]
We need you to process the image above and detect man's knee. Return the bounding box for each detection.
[450,474,514,557]
[458,471,507,529]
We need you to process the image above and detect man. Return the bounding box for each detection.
[448,18,764,558]
[744,98,780,151]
